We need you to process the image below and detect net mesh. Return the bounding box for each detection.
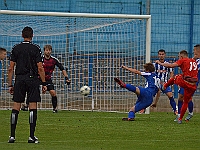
[0,12,148,111]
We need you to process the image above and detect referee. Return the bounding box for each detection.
[8,26,47,143]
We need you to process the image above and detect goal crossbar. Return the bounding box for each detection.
[0,10,151,19]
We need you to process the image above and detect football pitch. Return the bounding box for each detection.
[1,110,200,150]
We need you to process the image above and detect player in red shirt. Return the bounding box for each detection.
[155,50,198,124]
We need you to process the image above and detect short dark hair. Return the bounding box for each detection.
[179,50,188,56]
[0,47,6,52]
[158,49,166,54]
[144,62,155,72]
[43,45,52,51]
[22,26,33,38]
[194,44,200,48]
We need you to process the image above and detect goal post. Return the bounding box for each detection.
[0,10,151,113]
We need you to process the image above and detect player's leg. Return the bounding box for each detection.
[46,80,58,113]
[124,100,151,120]
[175,77,196,123]
[49,89,58,113]
[122,105,136,121]
[8,102,21,143]
[21,100,29,111]
[185,100,194,121]
[125,83,146,114]
[8,80,26,143]
[131,88,153,119]
[178,87,193,121]
[179,101,188,124]
[122,87,152,121]
[179,87,196,124]
[163,76,176,89]
[177,87,193,117]
[178,99,194,121]
[114,77,140,95]
[164,87,177,115]
[184,82,199,121]
[175,88,184,122]
[125,84,140,95]
[26,78,41,143]
[172,76,189,123]
[178,87,184,114]
[28,102,39,143]
[122,86,141,121]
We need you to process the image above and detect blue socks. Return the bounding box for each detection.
[169,97,177,112]
[178,100,193,114]
[178,100,183,114]
[128,111,135,119]
[188,101,193,113]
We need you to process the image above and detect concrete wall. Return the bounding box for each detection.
[151,95,200,113]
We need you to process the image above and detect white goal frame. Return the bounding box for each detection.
[0,10,151,113]
[0,10,151,63]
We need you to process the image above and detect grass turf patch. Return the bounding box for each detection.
[1,110,200,150]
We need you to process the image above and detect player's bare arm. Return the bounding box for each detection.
[151,89,161,108]
[121,65,141,75]
[170,71,174,78]
[8,61,15,95]
[37,62,47,93]
[155,60,178,68]
[62,69,71,85]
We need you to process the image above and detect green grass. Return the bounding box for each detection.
[1,110,200,150]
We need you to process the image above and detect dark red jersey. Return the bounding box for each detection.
[42,55,64,80]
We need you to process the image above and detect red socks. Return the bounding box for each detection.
[164,77,174,88]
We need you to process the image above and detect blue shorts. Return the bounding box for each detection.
[178,87,184,95]
[134,86,153,112]
[160,84,172,94]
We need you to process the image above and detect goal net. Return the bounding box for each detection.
[0,10,151,112]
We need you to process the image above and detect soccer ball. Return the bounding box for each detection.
[80,85,91,96]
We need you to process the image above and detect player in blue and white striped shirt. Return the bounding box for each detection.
[177,44,200,121]
[151,49,177,115]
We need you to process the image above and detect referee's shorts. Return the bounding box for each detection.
[13,75,41,103]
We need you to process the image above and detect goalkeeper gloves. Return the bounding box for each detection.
[65,77,71,85]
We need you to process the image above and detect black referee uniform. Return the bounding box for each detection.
[8,26,46,144]
[10,41,42,103]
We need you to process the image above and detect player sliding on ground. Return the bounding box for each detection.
[156,50,198,124]
[114,62,160,121]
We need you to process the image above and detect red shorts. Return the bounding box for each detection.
[174,75,197,103]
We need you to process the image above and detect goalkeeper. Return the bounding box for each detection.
[21,44,70,113]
